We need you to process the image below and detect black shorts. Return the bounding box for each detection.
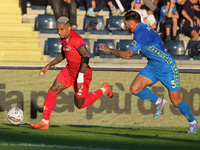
[182,21,200,37]
[160,18,173,32]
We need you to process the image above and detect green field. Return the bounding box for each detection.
[0,124,199,150]
[0,69,200,150]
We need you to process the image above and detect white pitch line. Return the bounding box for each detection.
[0,143,125,150]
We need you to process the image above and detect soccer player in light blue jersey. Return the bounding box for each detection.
[98,10,199,134]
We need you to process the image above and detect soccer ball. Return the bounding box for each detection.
[7,107,24,125]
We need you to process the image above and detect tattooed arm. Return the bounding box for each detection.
[98,43,135,59]
[39,51,65,76]
[76,45,90,89]
[77,45,90,73]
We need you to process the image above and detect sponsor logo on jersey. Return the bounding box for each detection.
[63,46,71,51]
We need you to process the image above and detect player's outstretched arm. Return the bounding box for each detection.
[39,52,65,77]
[76,45,90,89]
[98,43,135,60]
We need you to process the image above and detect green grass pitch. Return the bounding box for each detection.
[0,124,199,150]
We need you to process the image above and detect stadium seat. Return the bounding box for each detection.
[117,40,142,59]
[107,16,131,35]
[44,38,92,57]
[166,40,190,60]
[35,14,85,34]
[78,6,86,10]
[94,39,118,58]
[44,38,61,57]
[83,39,94,58]
[112,30,132,35]
[31,5,46,10]
[34,15,57,33]
[74,29,85,34]
[103,6,110,11]
[189,41,200,60]
[83,16,109,34]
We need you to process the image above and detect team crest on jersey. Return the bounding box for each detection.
[130,40,137,46]
[66,38,69,43]
[63,46,71,51]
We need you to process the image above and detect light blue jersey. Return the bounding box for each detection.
[129,23,180,91]
[158,5,177,25]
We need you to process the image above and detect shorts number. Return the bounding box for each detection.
[171,80,176,88]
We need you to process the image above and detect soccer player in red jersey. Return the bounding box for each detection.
[30,16,113,129]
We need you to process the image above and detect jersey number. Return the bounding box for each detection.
[171,80,176,88]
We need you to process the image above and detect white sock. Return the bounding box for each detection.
[23,14,27,18]
[42,119,49,124]
[100,88,106,93]
[190,120,197,124]
[110,6,116,11]
[46,5,51,9]
[155,97,162,105]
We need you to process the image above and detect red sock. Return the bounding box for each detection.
[81,89,103,109]
[43,90,57,120]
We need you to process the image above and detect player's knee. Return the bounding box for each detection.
[172,17,177,22]
[191,30,199,40]
[129,86,139,95]
[74,96,85,109]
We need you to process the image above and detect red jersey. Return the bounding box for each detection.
[60,30,86,78]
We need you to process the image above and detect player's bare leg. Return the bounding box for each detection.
[74,97,85,109]
[130,75,168,120]
[130,75,153,94]
[30,79,66,129]
[74,82,113,109]
[168,90,198,134]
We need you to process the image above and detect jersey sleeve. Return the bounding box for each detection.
[172,7,177,14]
[160,6,167,18]
[128,29,149,52]
[142,9,149,19]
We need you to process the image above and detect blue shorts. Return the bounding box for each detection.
[139,64,180,91]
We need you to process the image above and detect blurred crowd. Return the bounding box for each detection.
[21,0,200,42]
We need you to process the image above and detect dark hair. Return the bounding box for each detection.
[164,0,170,4]
[124,10,141,23]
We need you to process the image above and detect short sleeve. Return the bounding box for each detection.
[129,29,149,52]
[72,34,86,50]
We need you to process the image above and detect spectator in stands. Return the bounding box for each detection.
[104,0,131,16]
[86,0,106,17]
[51,0,77,29]
[175,0,186,15]
[181,0,200,41]
[139,0,160,19]
[194,0,200,19]
[175,0,186,29]
[131,0,157,30]
[74,0,86,7]
[46,0,53,14]
[143,0,158,11]
[157,0,179,42]
[21,0,52,23]
[21,0,31,23]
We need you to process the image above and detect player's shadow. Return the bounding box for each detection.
[75,129,199,145]
[64,124,186,133]
[9,123,188,135]
[49,124,142,132]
